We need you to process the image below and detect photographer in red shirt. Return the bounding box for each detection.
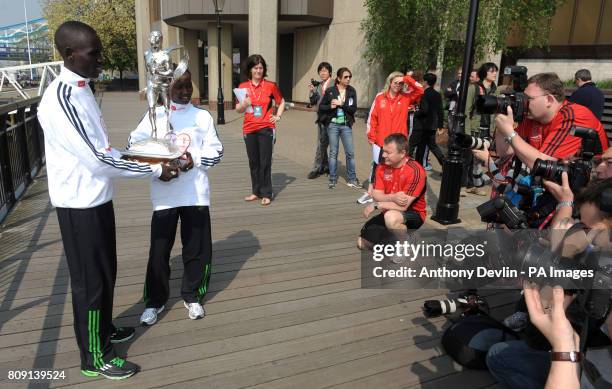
[495,72,608,170]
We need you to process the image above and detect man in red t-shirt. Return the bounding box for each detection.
[495,72,609,170]
[358,134,427,249]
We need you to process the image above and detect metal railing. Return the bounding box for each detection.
[0,61,62,100]
[0,96,44,223]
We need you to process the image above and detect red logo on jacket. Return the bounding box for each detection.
[77,80,86,87]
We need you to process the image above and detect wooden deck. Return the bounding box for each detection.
[0,93,512,388]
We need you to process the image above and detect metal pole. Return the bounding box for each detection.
[432,0,480,225]
[23,0,33,80]
[216,11,225,124]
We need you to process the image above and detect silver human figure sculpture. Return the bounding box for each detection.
[144,31,189,139]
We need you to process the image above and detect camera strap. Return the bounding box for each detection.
[510,156,523,183]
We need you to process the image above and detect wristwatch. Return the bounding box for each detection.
[556,200,574,210]
[504,131,518,144]
[550,351,583,362]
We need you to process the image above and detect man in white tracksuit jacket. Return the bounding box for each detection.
[37,21,178,380]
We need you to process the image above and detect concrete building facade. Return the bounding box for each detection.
[135,0,381,109]
[135,0,612,110]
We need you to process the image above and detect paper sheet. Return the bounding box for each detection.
[372,144,381,164]
[233,88,253,113]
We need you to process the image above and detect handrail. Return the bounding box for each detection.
[0,96,41,116]
[0,96,44,224]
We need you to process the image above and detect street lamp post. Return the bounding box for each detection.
[432,0,480,225]
[213,0,225,125]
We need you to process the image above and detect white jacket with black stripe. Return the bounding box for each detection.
[37,67,162,209]
[128,102,223,211]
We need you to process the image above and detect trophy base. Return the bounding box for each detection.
[121,138,183,164]
[122,155,181,164]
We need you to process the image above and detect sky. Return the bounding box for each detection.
[0,0,44,28]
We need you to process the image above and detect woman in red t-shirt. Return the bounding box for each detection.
[236,54,285,206]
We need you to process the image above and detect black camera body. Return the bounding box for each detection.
[310,78,321,88]
[532,158,592,195]
[476,66,529,122]
[477,196,529,229]
[531,126,600,194]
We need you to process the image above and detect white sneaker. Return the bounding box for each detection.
[357,193,373,204]
[184,301,205,320]
[140,306,164,326]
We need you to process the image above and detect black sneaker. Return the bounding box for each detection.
[110,326,135,344]
[81,357,139,380]
[328,180,336,189]
[307,170,320,179]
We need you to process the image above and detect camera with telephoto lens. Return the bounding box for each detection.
[423,290,489,318]
[455,133,491,150]
[476,66,529,122]
[531,126,601,194]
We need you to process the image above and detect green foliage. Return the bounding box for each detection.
[43,0,137,76]
[361,0,565,74]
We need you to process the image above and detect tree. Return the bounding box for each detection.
[43,0,137,89]
[361,0,565,75]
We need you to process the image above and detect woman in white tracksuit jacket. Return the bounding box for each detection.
[128,69,223,325]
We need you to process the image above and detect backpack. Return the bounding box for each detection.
[441,314,518,369]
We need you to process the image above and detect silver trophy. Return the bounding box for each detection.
[122,31,189,163]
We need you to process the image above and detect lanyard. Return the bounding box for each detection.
[249,79,265,105]
[322,79,329,94]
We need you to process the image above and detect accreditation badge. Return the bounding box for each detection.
[253,105,263,117]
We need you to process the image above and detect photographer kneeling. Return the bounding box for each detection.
[357,134,426,251]
[486,175,612,389]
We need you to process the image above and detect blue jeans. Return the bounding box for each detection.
[327,123,357,182]
[486,340,550,389]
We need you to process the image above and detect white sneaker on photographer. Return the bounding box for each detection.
[184,301,205,320]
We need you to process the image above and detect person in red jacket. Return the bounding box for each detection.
[236,54,286,206]
[357,71,424,204]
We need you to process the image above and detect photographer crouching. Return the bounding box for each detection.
[357,134,426,252]
[485,175,612,389]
